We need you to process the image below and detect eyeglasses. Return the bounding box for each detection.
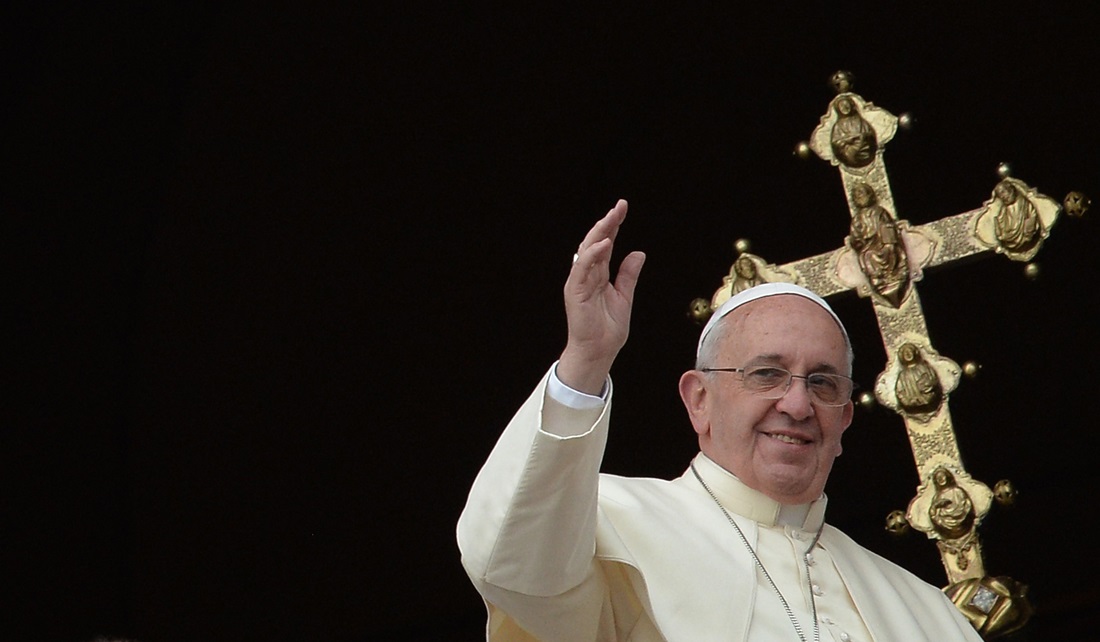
[700,365,856,407]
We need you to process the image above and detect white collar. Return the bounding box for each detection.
[687,452,827,532]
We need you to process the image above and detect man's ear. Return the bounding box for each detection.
[679,370,711,437]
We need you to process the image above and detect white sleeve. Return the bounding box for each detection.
[456,365,613,640]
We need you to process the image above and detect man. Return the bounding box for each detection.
[457,200,983,641]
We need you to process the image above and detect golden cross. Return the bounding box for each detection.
[693,71,1088,640]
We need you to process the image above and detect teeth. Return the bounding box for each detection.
[770,433,808,445]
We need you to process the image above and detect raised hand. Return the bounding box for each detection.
[556,199,646,395]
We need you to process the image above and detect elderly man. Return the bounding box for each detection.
[457,200,983,641]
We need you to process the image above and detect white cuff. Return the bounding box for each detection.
[547,361,609,410]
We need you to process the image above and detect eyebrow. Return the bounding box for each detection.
[744,353,843,374]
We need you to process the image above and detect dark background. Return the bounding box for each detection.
[3,3,1098,641]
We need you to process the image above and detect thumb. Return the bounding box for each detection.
[613,251,646,301]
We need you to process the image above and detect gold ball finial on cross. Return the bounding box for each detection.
[994,479,1019,507]
[1063,191,1090,218]
[885,510,911,536]
[829,70,854,94]
[688,298,712,325]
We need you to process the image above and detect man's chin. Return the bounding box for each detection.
[757,464,819,503]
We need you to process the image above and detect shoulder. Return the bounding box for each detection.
[596,472,720,534]
[598,472,700,508]
[592,472,747,571]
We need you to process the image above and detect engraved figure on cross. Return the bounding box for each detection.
[974,176,1060,262]
[894,342,944,416]
[930,467,976,541]
[874,340,959,423]
[992,179,1042,253]
[830,95,877,168]
[726,254,764,294]
[848,182,910,306]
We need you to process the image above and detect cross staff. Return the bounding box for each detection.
[693,71,1087,640]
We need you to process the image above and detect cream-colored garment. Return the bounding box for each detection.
[457,368,983,642]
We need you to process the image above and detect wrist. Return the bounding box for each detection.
[556,348,613,396]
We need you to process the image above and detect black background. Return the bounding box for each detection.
[3,3,1098,641]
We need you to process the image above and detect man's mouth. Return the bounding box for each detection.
[767,432,810,445]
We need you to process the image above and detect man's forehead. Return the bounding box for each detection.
[724,307,848,354]
[730,295,837,327]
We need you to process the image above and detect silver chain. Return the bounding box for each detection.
[690,463,823,642]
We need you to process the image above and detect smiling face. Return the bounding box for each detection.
[680,295,854,504]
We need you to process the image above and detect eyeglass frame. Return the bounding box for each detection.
[699,365,858,407]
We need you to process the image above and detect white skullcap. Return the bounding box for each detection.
[697,282,849,358]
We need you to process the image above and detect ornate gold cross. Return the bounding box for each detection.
[692,71,1089,640]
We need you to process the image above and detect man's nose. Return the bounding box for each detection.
[775,375,816,419]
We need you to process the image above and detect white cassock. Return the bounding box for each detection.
[457,366,984,642]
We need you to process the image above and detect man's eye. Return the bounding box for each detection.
[808,374,840,392]
[747,368,787,384]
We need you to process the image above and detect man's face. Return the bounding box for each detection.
[995,181,1017,204]
[852,185,872,208]
[693,295,853,504]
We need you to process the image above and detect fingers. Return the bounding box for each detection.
[571,200,627,272]
[569,237,612,278]
[577,199,628,258]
